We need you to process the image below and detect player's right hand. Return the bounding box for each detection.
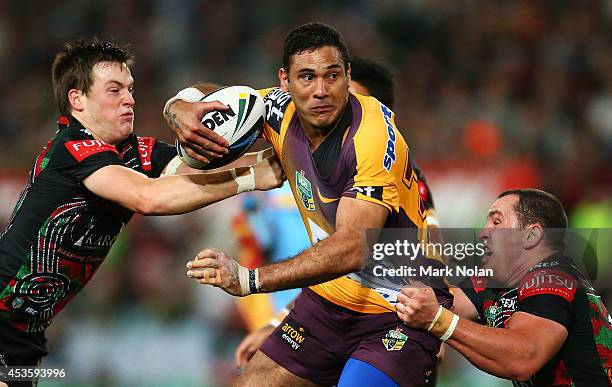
[235,324,275,369]
[187,248,244,296]
[396,287,440,330]
[164,99,230,164]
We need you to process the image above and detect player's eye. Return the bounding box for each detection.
[128,87,135,94]
[328,73,339,80]
[300,74,314,81]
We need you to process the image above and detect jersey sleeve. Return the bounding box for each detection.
[58,131,124,182]
[136,137,177,178]
[343,102,400,212]
[259,87,292,156]
[516,268,576,330]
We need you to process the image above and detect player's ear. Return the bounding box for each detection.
[279,68,289,92]
[68,89,85,112]
[524,223,544,249]
[346,63,351,82]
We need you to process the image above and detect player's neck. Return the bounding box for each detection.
[506,248,558,287]
[71,112,117,146]
[302,108,347,152]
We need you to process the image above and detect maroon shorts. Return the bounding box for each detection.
[260,288,439,386]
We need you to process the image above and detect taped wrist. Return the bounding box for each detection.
[163,87,205,115]
[231,167,255,194]
[237,265,259,296]
[256,150,265,162]
[428,306,459,342]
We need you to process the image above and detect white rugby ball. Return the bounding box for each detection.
[176,85,265,170]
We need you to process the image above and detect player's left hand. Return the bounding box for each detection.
[396,286,440,330]
[186,248,243,296]
[253,154,285,191]
[235,324,275,368]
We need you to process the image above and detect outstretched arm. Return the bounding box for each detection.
[187,196,388,295]
[83,154,283,215]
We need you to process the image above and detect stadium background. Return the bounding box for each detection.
[0,1,610,386]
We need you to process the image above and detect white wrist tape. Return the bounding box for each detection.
[238,265,251,296]
[163,87,206,114]
[427,305,443,332]
[237,265,259,296]
[440,314,460,341]
[256,150,265,163]
[231,167,256,194]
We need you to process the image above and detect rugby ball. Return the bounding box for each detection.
[176,85,265,170]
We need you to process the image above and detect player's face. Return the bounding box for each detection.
[280,46,350,132]
[80,62,135,144]
[479,195,524,285]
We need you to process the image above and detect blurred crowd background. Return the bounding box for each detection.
[0,1,610,386]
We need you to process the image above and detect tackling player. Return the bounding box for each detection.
[396,189,612,386]
[0,38,283,386]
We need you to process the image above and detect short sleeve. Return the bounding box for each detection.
[60,135,124,182]
[516,268,576,330]
[259,87,292,157]
[342,103,400,212]
[136,137,177,178]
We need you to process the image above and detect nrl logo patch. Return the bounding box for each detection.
[382,327,408,351]
[485,304,499,327]
[295,170,315,211]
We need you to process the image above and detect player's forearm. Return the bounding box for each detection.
[257,229,365,292]
[445,319,539,380]
[208,149,271,171]
[143,168,250,215]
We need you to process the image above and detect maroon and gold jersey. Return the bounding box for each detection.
[258,87,444,314]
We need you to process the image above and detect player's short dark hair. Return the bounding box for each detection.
[283,22,350,75]
[499,188,568,250]
[52,37,134,115]
[350,58,395,108]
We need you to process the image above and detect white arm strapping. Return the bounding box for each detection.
[231,167,256,194]
[163,87,206,115]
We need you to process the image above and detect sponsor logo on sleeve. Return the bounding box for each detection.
[137,137,156,171]
[264,88,292,134]
[65,140,119,162]
[349,185,383,201]
[276,317,308,351]
[380,104,396,171]
[519,269,577,302]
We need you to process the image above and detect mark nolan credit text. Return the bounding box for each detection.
[372,265,493,277]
